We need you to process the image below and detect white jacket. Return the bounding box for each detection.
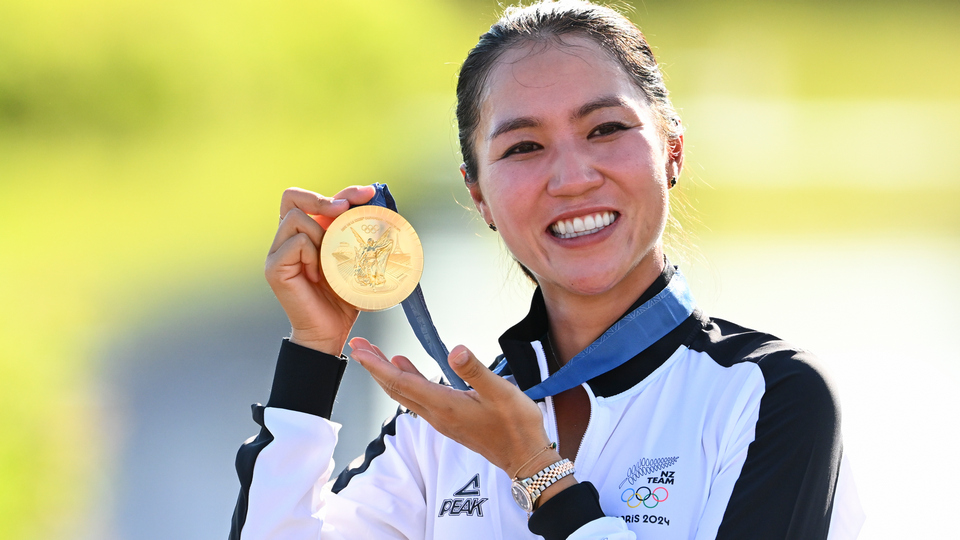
[230,266,863,539]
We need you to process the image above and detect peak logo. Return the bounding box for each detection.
[438,474,488,517]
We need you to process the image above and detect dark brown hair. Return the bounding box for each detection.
[455,0,683,183]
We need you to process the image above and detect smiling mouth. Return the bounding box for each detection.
[550,211,619,239]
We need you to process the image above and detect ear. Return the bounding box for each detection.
[462,163,493,224]
[666,134,684,187]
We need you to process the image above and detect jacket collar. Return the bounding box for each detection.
[497,262,702,398]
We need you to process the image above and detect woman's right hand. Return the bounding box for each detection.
[265,185,377,355]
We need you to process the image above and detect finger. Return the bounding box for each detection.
[310,185,378,229]
[351,338,412,395]
[270,208,325,258]
[279,188,352,224]
[391,354,425,379]
[350,338,472,419]
[366,340,390,361]
[448,345,508,396]
[348,338,459,411]
[348,336,380,357]
[279,185,377,221]
[331,184,377,205]
[265,232,320,284]
[348,337,398,366]
[350,346,431,409]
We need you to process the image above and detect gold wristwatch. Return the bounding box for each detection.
[510,458,575,513]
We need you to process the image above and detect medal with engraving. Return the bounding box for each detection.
[320,205,424,311]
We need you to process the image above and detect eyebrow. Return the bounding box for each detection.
[488,117,541,141]
[574,95,629,120]
[487,95,630,141]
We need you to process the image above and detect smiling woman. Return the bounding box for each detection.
[230,2,863,539]
[464,36,679,345]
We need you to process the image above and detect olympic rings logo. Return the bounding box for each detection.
[361,224,381,234]
[621,486,669,509]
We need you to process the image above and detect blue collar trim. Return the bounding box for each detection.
[523,271,696,400]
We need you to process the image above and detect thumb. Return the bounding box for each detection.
[448,345,499,394]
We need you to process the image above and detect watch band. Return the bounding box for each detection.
[512,458,575,512]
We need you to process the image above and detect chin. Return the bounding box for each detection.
[552,255,656,299]
[560,272,627,297]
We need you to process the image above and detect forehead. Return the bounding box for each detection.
[479,35,647,128]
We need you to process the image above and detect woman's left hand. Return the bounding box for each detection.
[349,337,554,477]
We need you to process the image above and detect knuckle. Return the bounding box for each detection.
[280,187,300,205]
[264,261,280,283]
[294,232,313,247]
[460,360,484,380]
[387,379,404,397]
[286,207,307,221]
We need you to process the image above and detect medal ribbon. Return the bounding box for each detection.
[523,270,696,400]
[360,183,468,390]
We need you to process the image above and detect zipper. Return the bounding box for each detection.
[572,386,595,470]
[545,385,596,470]
[545,394,561,452]
[536,340,562,449]
[538,339,596,468]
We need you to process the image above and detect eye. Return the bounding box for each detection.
[589,122,629,138]
[501,141,542,158]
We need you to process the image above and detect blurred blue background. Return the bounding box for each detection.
[1,0,957,538]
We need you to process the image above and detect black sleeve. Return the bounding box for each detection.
[229,339,348,540]
[528,482,606,540]
[265,338,349,418]
[716,348,842,540]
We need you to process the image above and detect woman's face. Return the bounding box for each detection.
[467,36,682,302]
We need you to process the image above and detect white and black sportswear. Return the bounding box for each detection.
[230,264,864,539]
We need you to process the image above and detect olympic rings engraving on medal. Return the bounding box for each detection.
[360,223,381,234]
[621,486,669,509]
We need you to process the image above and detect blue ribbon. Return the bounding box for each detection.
[523,270,696,400]
[359,183,695,396]
[361,183,468,390]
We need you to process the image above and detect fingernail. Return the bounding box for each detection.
[451,349,468,366]
[333,198,348,205]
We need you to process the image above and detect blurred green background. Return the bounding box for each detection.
[1,0,957,538]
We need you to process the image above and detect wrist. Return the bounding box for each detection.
[510,455,576,513]
[290,328,346,356]
[533,474,578,510]
[515,449,562,480]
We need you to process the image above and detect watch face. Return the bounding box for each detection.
[511,481,534,512]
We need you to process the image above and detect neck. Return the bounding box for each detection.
[542,254,665,366]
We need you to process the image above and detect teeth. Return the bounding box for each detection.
[550,211,618,239]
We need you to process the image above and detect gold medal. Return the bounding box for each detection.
[319,205,424,311]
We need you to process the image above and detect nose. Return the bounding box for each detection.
[545,142,604,197]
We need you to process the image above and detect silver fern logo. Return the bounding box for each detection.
[619,456,679,489]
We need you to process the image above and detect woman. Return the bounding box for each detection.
[230,1,862,539]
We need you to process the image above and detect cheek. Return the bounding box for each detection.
[628,176,670,241]
[598,139,661,184]
[647,187,671,240]
[480,166,541,220]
